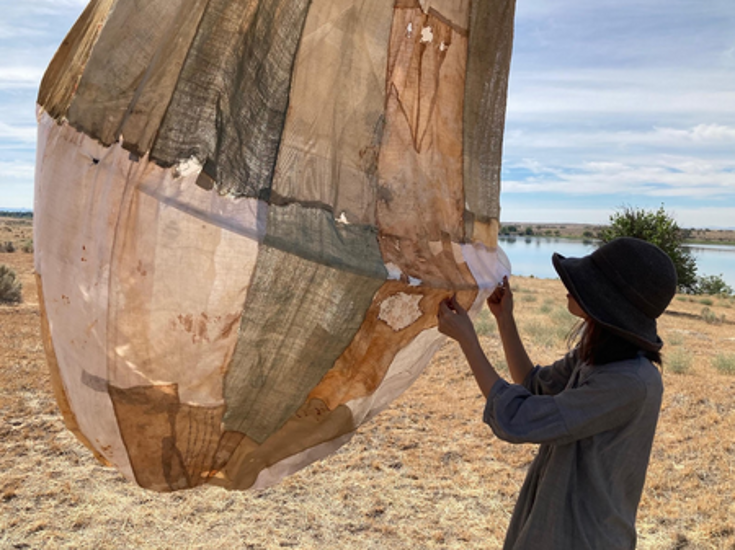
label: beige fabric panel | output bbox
[34,112,134,479]
[36,273,110,467]
[105,164,259,406]
[37,0,116,120]
[271,0,394,224]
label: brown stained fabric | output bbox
[377,6,469,273]
[212,399,355,490]
[308,282,476,410]
[151,0,312,200]
[223,244,384,442]
[174,403,228,488]
[66,0,210,154]
[36,273,110,467]
[108,384,227,491]
[37,0,117,120]
[271,0,394,226]
[463,0,516,226]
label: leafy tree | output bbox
[598,205,698,293]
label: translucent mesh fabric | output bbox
[35,0,515,491]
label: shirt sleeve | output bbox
[484,366,647,445]
[523,349,578,396]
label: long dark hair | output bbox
[569,318,662,366]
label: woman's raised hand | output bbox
[437,294,479,347]
[487,276,514,321]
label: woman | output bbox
[437,237,677,549]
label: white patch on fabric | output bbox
[385,262,403,280]
[173,156,203,178]
[378,293,423,331]
[428,240,443,256]
[421,26,434,43]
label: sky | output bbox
[1,0,734,228]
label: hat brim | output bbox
[552,253,663,351]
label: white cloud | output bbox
[0,66,45,89]
[0,122,36,143]
[504,153,735,200]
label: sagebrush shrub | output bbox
[0,264,22,304]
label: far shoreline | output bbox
[501,222,735,247]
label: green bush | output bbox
[1,241,15,253]
[0,264,22,304]
[712,354,735,375]
[598,205,698,293]
[694,274,733,297]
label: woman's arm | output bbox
[487,277,534,385]
[437,296,500,398]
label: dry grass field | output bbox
[1,218,734,549]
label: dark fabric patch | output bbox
[264,202,387,280]
[37,0,117,120]
[65,0,209,150]
[151,0,312,199]
[223,243,384,443]
[463,0,516,223]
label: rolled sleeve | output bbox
[484,368,647,445]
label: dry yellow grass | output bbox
[2,241,734,549]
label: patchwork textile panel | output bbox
[35,0,515,492]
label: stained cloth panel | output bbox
[271,0,394,225]
[105,174,258,406]
[34,114,134,478]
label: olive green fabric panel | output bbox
[65,0,207,148]
[270,0,394,226]
[463,0,516,223]
[151,0,312,200]
[223,244,384,443]
[37,0,117,120]
[264,202,387,281]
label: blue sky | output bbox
[1,0,734,228]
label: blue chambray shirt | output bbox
[484,350,663,550]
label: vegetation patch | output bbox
[712,354,735,375]
[665,348,692,375]
[0,264,22,304]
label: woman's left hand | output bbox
[437,295,479,347]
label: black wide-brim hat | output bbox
[552,237,678,352]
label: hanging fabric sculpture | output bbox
[34,0,515,492]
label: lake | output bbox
[499,237,735,288]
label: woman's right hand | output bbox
[487,276,514,321]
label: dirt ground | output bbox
[1,243,734,549]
